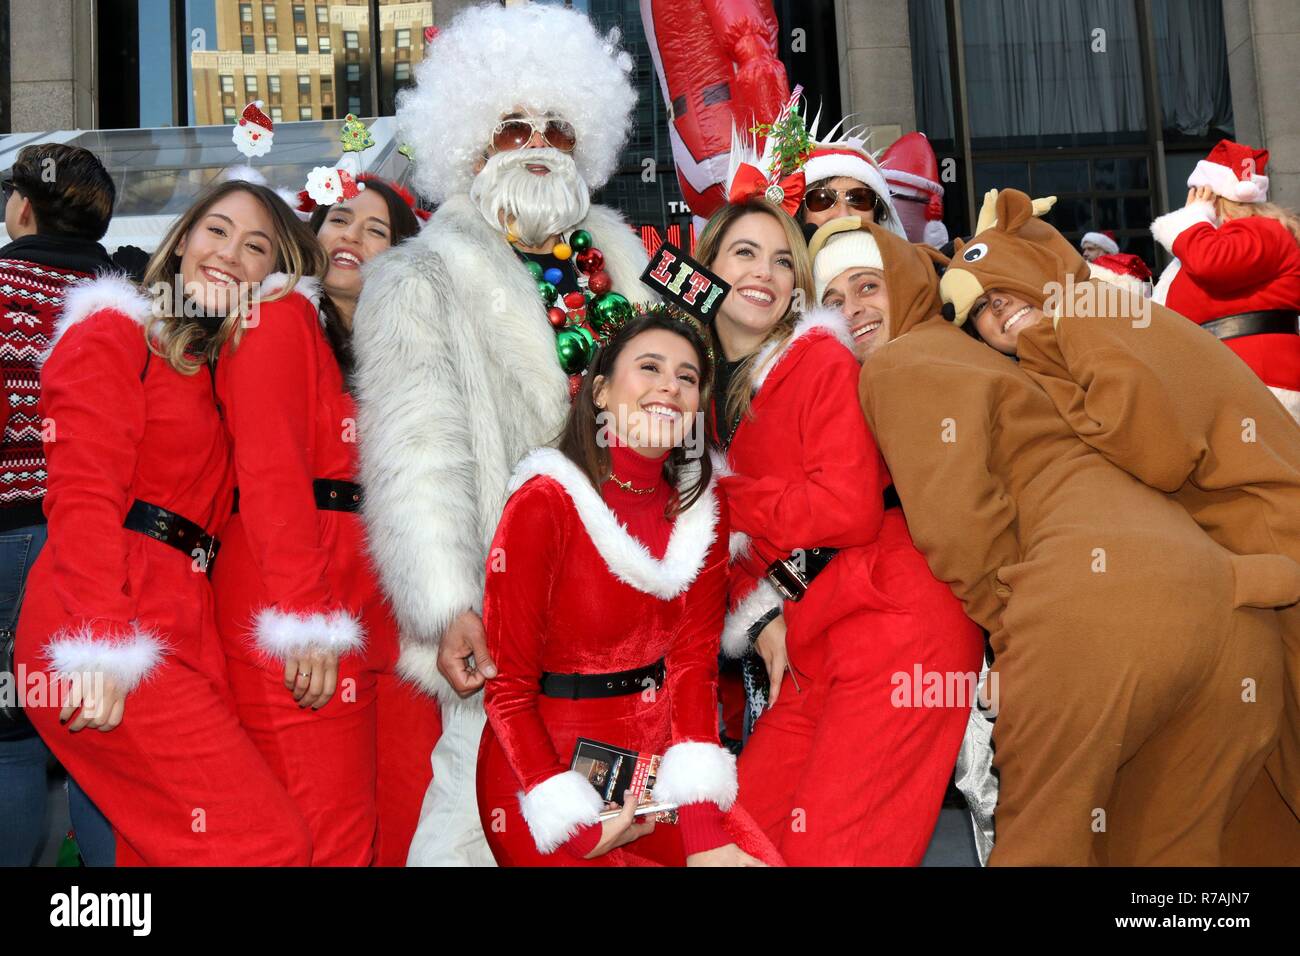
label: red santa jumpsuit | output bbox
[476,445,783,865]
[719,311,984,866]
[211,276,399,866]
[15,276,311,866]
[1152,200,1300,419]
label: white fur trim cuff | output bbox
[518,770,604,854]
[45,624,166,693]
[252,607,366,661]
[721,579,783,658]
[653,740,738,812]
[1151,202,1216,254]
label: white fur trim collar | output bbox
[46,273,154,359]
[751,307,855,396]
[256,272,322,303]
[508,447,718,600]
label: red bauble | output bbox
[576,249,605,275]
[588,271,613,295]
[547,306,567,327]
[562,291,587,310]
[568,373,584,400]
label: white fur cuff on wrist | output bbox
[653,740,738,812]
[252,607,365,661]
[1150,202,1215,253]
[45,624,167,693]
[721,579,782,658]
[518,770,604,854]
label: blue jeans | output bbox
[0,522,114,866]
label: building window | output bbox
[240,3,252,22]
[316,5,329,26]
[396,29,411,49]
[346,63,361,83]
[271,106,284,124]
[296,36,308,54]
[345,31,359,51]
[224,106,238,124]
[318,34,331,53]
[348,96,361,115]
[298,73,312,96]
[266,35,278,54]
[245,75,258,96]
[395,62,411,84]
[263,5,276,25]
[320,77,332,96]
[220,74,235,94]
[268,75,281,95]
[242,35,255,55]
[300,106,313,121]
[322,105,335,120]
[293,5,306,23]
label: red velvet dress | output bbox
[211,277,401,866]
[718,310,984,865]
[476,444,783,865]
[15,276,311,865]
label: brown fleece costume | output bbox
[856,219,1299,865]
[941,188,1300,864]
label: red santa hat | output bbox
[239,100,273,137]
[1090,252,1152,298]
[1081,229,1119,255]
[1188,139,1270,204]
[879,132,948,248]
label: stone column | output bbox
[833,0,916,149]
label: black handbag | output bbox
[0,623,32,731]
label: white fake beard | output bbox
[470,147,591,247]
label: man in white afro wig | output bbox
[398,3,637,206]
[349,1,657,867]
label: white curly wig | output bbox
[398,3,637,205]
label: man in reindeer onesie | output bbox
[350,3,655,866]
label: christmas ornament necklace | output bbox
[511,227,633,395]
[606,471,656,495]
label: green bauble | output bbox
[525,260,544,281]
[570,229,593,253]
[575,325,596,349]
[591,292,633,330]
[536,280,558,306]
[555,328,594,375]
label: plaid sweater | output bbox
[0,235,114,531]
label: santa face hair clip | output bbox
[303,114,374,207]
[233,101,274,158]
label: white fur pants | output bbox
[406,702,497,867]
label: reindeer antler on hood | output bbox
[940,189,1088,325]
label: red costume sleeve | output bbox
[38,310,165,691]
[218,294,362,660]
[484,477,604,853]
[720,342,884,552]
[701,0,788,127]
[1173,217,1293,297]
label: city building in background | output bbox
[1,0,1297,265]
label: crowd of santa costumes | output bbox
[10,2,1300,867]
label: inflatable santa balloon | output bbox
[640,0,789,220]
[879,132,949,248]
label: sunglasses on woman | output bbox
[491,115,577,154]
[803,186,878,214]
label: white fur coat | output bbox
[350,194,655,704]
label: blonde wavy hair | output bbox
[1217,197,1300,245]
[140,180,326,374]
[696,198,814,427]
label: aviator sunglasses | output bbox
[491,115,577,154]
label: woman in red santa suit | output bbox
[477,307,781,866]
[304,174,435,867]
[14,180,313,865]
[211,179,398,867]
[1151,139,1300,421]
[698,195,980,865]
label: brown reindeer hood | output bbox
[939,188,1090,325]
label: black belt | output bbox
[540,658,666,700]
[763,485,902,602]
[123,499,220,573]
[232,478,363,515]
[1201,310,1299,342]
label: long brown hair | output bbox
[556,307,715,517]
[140,180,326,374]
[695,198,814,427]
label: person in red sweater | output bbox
[1151,139,1300,421]
[477,307,780,866]
[305,174,434,867]
[15,179,315,865]
[211,185,404,866]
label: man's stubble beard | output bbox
[469,147,592,247]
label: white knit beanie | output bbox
[813,229,884,302]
